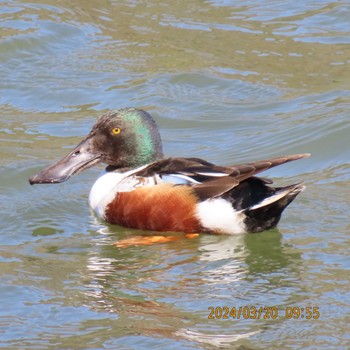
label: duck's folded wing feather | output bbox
[133,157,229,178]
[132,154,310,200]
[192,153,310,199]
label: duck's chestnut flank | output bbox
[105,183,202,232]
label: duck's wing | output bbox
[192,154,310,200]
[132,157,229,178]
[133,154,310,200]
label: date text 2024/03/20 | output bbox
[208,306,320,320]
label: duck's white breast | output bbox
[88,164,156,219]
[88,171,126,219]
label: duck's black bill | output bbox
[29,137,101,185]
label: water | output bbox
[1,1,349,349]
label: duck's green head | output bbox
[29,108,163,184]
[90,108,163,169]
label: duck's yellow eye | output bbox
[112,127,121,135]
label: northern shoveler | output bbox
[29,108,309,235]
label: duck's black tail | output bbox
[243,183,305,233]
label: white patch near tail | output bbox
[249,185,305,211]
[196,198,247,235]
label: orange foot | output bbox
[114,233,199,248]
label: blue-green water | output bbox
[1,1,349,349]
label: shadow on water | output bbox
[244,229,302,275]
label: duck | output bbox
[29,108,309,235]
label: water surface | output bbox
[0,1,349,349]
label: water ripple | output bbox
[1,0,349,349]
